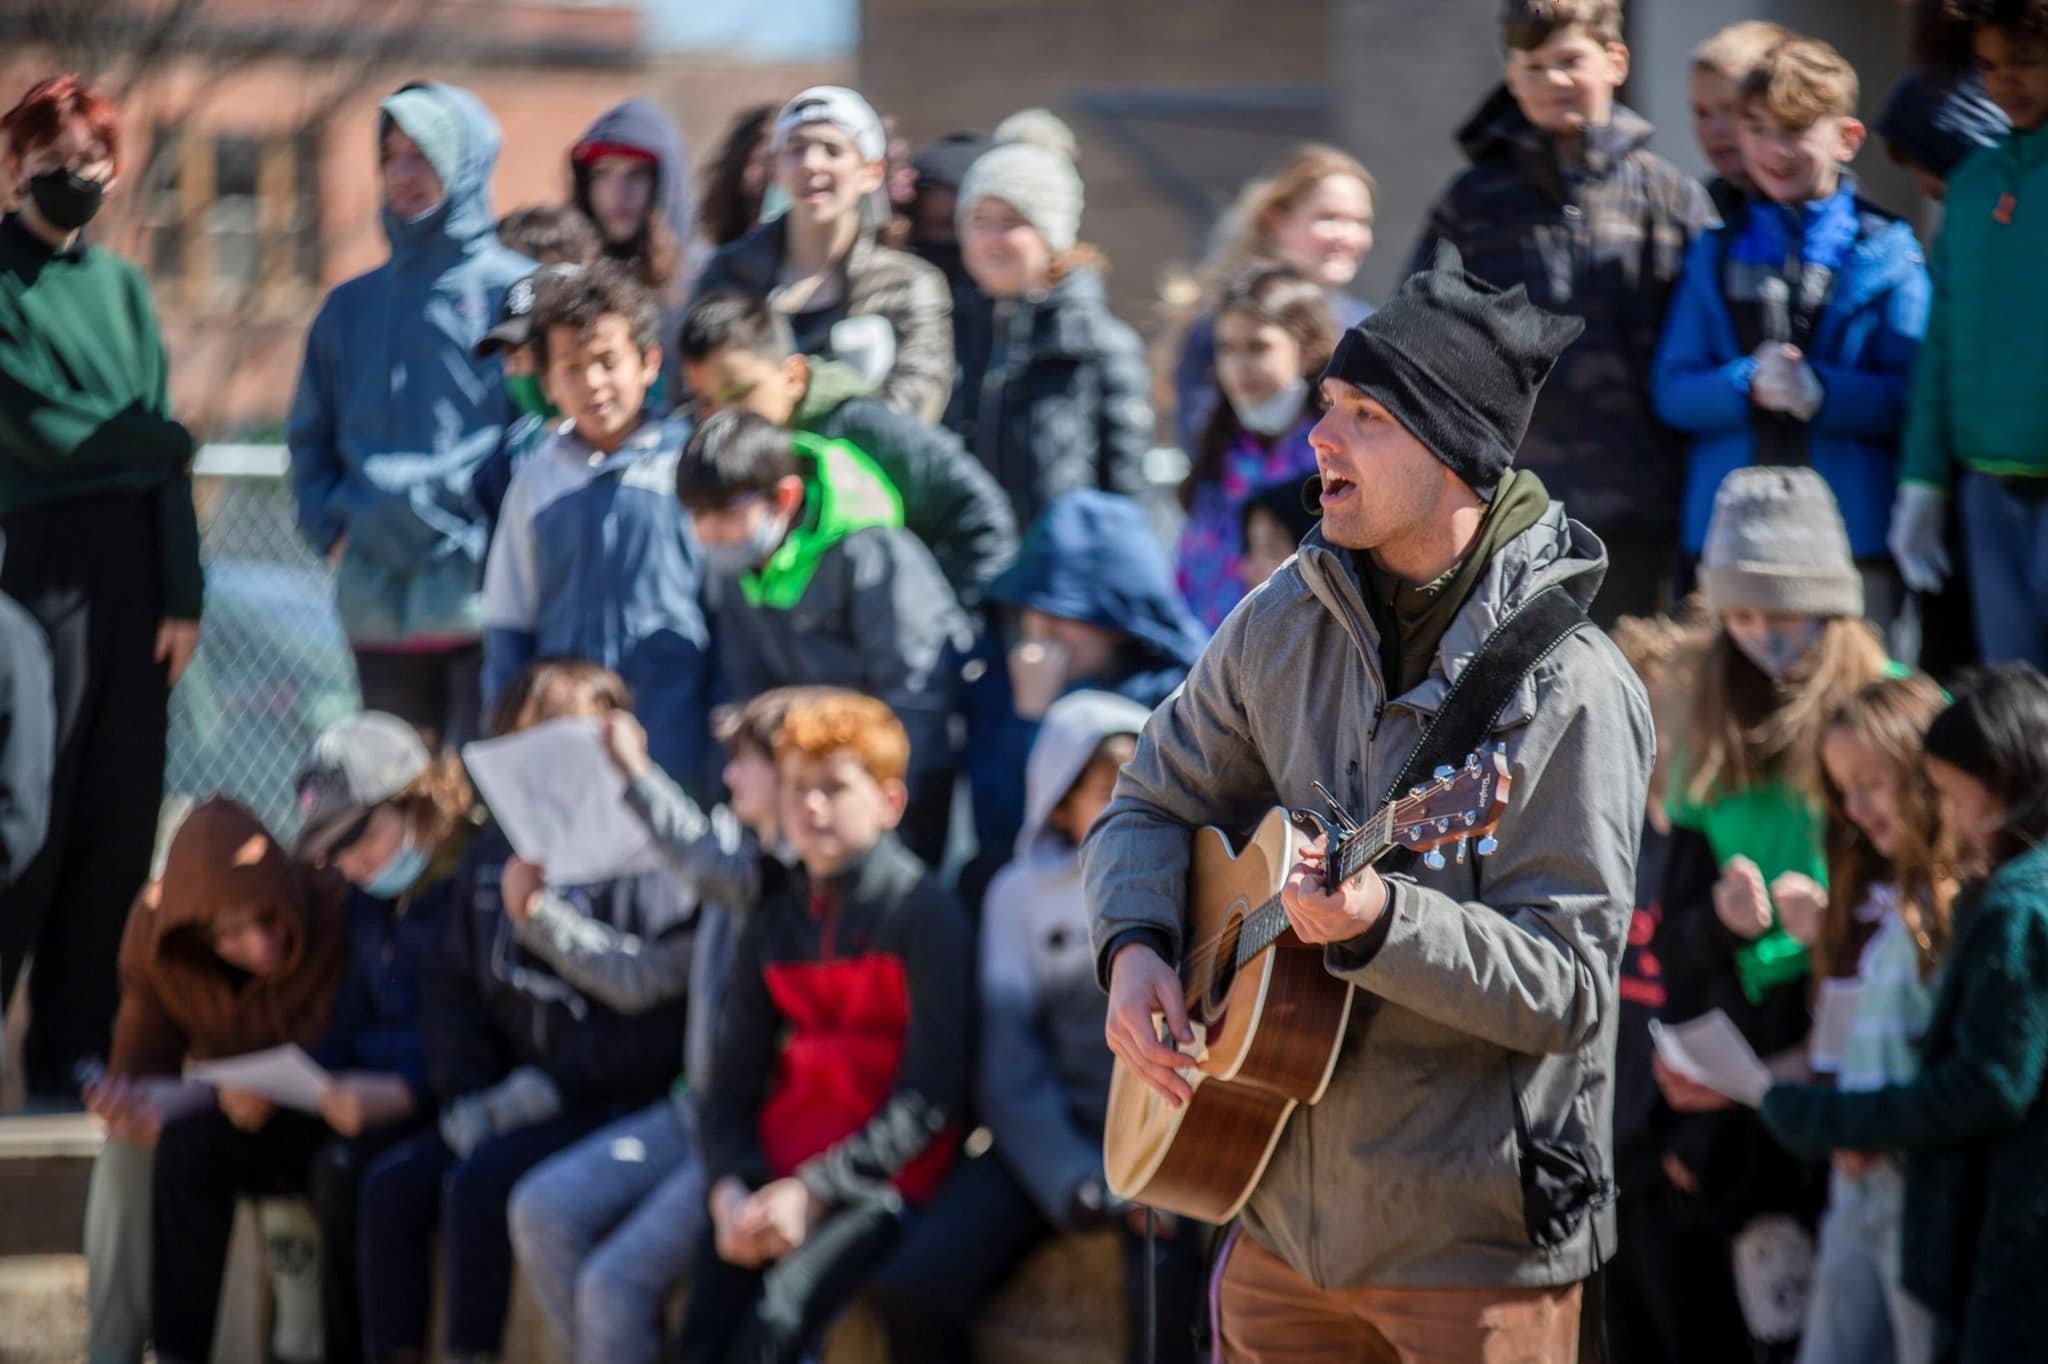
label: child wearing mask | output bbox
[1165,144,1377,456]
[965,491,1208,909]
[676,408,967,864]
[355,661,695,1364]
[1758,664,2048,1364]
[1174,265,1336,629]
[1655,466,1895,1360]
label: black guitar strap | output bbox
[1375,584,1591,876]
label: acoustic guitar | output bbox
[1103,750,1512,1224]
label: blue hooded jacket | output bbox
[1652,192,1929,558]
[287,83,534,644]
[966,492,1208,897]
[480,416,713,797]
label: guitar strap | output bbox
[1375,583,1591,877]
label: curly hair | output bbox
[1919,0,2048,73]
[699,103,776,247]
[774,692,909,786]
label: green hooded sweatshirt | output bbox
[0,215,202,617]
[739,433,905,609]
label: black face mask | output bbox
[27,167,106,232]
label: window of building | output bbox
[146,123,322,315]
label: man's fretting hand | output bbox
[1280,834,1388,946]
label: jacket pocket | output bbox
[1509,1069,1608,1250]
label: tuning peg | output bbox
[1465,753,1481,771]
[1455,837,1468,865]
[1423,848,1447,871]
[1462,812,1476,827]
[1409,784,1424,797]
[1435,818,1449,833]
[1476,835,1499,857]
[1432,764,1455,780]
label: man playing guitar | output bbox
[1088,244,1654,1361]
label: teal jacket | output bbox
[1901,124,2048,488]
[0,215,201,618]
[286,83,532,644]
[1761,842,2048,1362]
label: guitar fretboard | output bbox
[1229,804,1396,971]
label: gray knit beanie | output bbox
[957,142,1084,254]
[1699,466,1864,618]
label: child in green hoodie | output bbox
[1889,1,2048,668]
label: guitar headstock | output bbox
[1387,748,1512,863]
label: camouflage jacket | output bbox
[1411,88,1714,535]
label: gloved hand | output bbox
[1889,484,1952,593]
[1752,345,1824,421]
[437,1066,564,1158]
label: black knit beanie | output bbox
[1321,242,1584,500]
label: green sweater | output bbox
[0,215,202,618]
[1900,123,2048,488]
[1761,842,2048,1360]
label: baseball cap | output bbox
[293,712,432,860]
[474,263,583,360]
[773,86,887,163]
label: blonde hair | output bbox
[1680,615,1889,808]
[1692,19,1792,79]
[1612,603,1714,810]
[1740,36,1861,124]
[1818,675,1957,981]
[392,753,477,865]
[1155,144,1374,411]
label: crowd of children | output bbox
[4,0,2048,1360]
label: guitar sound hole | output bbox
[1198,914,1242,1023]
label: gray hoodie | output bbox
[979,690,1153,1226]
[1085,504,1652,1291]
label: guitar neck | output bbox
[1227,808,1395,973]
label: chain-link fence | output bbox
[166,445,361,844]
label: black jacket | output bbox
[943,267,1153,532]
[1410,89,1714,535]
[699,835,972,1210]
[423,822,695,1109]
[795,366,1018,607]
[0,585,51,892]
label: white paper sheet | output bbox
[187,1045,331,1112]
[1650,1009,1775,1108]
[1807,979,1864,1073]
[462,717,659,885]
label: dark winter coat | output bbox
[1763,842,2048,1364]
[943,267,1154,532]
[422,822,694,1110]
[699,835,972,1209]
[1410,89,1714,535]
[795,361,1018,606]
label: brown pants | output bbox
[1218,1232,1582,1364]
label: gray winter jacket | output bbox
[1085,504,1652,1291]
[980,690,1154,1226]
